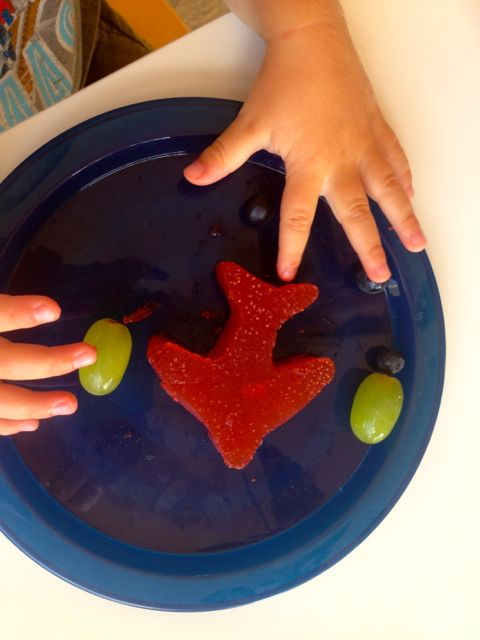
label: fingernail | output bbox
[73,349,96,369]
[410,231,426,249]
[185,160,205,180]
[20,421,39,432]
[51,402,76,416]
[280,267,296,281]
[33,304,59,323]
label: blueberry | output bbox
[243,194,273,226]
[376,347,405,375]
[355,268,388,294]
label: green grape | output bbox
[79,318,132,396]
[350,373,404,444]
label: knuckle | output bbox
[401,210,418,229]
[343,199,370,224]
[235,111,262,138]
[389,139,411,175]
[391,136,405,157]
[377,118,399,147]
[384,126,400,147]
[285,210,312,233]
[206,138,228,169]
[379,171,400,194]
[365,243,386,264]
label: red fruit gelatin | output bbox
[148,262,335,469]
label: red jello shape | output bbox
[147,262,335,469]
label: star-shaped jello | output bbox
[148,262,335,468]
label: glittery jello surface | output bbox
[148,262,335,468]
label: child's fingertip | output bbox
[278,266,297,282]
[409,230,427,251]
[33,303,60,324]
[369,263,391,283]
[73,347,97,369]
[50,400,77,417]
[20,420,39,432]
[184,160,205,181]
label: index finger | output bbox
[0,294,61,332]
[277,165,321,281]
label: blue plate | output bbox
[0,98,445,610]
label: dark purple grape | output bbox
[243,194,273,226]
[376,347,405,375]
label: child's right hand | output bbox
[0,294,96,436]
[187,0,426,284]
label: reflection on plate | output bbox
[0,99,445,610]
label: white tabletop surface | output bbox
[1,2,479,638]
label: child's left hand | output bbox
[184,19,426,282]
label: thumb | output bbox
[184,115,264,185]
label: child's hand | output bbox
[0,295,96,436]
[185,13,426,282]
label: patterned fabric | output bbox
[0,0,81,131]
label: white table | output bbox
[1,3,479,638]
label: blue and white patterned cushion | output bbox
[0,0,81,131]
